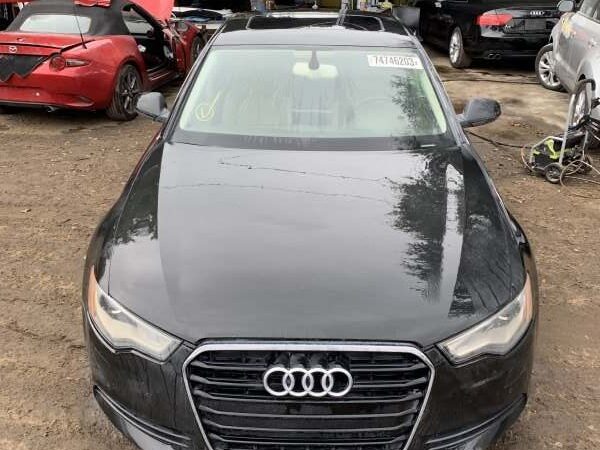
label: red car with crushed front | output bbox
[0,0,202,120]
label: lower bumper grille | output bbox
[183,343,434,450]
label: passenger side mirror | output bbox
[136,92,170,123]
[558,0,575,12]
[458,98,501,128]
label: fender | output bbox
[577,55,600,95]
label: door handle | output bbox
[589,38,597,47]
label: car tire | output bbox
[535,44,563,91]
[545,163,563,184]
[571,81,600,149]
[569,80,600,150]
[448,27,471,69]
[106,65,142,122]
[191,34,207,63]
[572,79,592,126]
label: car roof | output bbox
[213,10,418,48]
[6,0,133,35]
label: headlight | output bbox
[87,269,181,362]
[439,275,533,364]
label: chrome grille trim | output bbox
[182,342,435,450]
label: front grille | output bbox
[184,343,433,450]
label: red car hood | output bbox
[133,0,174,21]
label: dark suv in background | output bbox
[416,0,561,68]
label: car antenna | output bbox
[72,2,88,49]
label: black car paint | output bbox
[416,0,561,59]
[101,142,526,348]
[83,12,538,450]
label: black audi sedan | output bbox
[83,10,538,450]
[416,0,561,68]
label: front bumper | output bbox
[84,315,535,450]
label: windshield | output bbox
[173,46,454,151]
[18,14,92,34]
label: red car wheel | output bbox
[106,65,142,121]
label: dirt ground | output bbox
[1,48,599,450]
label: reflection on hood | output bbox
[107,144,523,346]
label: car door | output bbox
[435,0,472,46]
[555,12,574,83]
[123,5,184,84]
[164,25,188,74]
[429,0,455,44]
[563,0,600,90]
[416,0,439,43]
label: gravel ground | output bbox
[0,51,599,450]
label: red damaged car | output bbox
[0,0,203,120]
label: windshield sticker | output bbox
[195,92,222,122]
[367,54,423,69]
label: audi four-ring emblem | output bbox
[263,365,353,398]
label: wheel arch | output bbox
[114,58,147,92]
[448,23,461,42]
[576,51,600,85]
[575,64,596,98]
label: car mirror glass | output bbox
[558,0,575,12]
[458,98,501,128]
[136,92,170,123]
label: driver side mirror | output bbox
[558,0,575,12]
[136,92,170,123]
[458,98,501,128]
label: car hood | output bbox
[133,0,173,21]
[105,143,524,347]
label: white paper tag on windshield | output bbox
[367,54,423,69]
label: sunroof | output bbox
[246,14,384,31]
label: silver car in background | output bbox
[537,0,599,118]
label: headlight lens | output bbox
[439,275,533,364]
[87,269,181,362]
